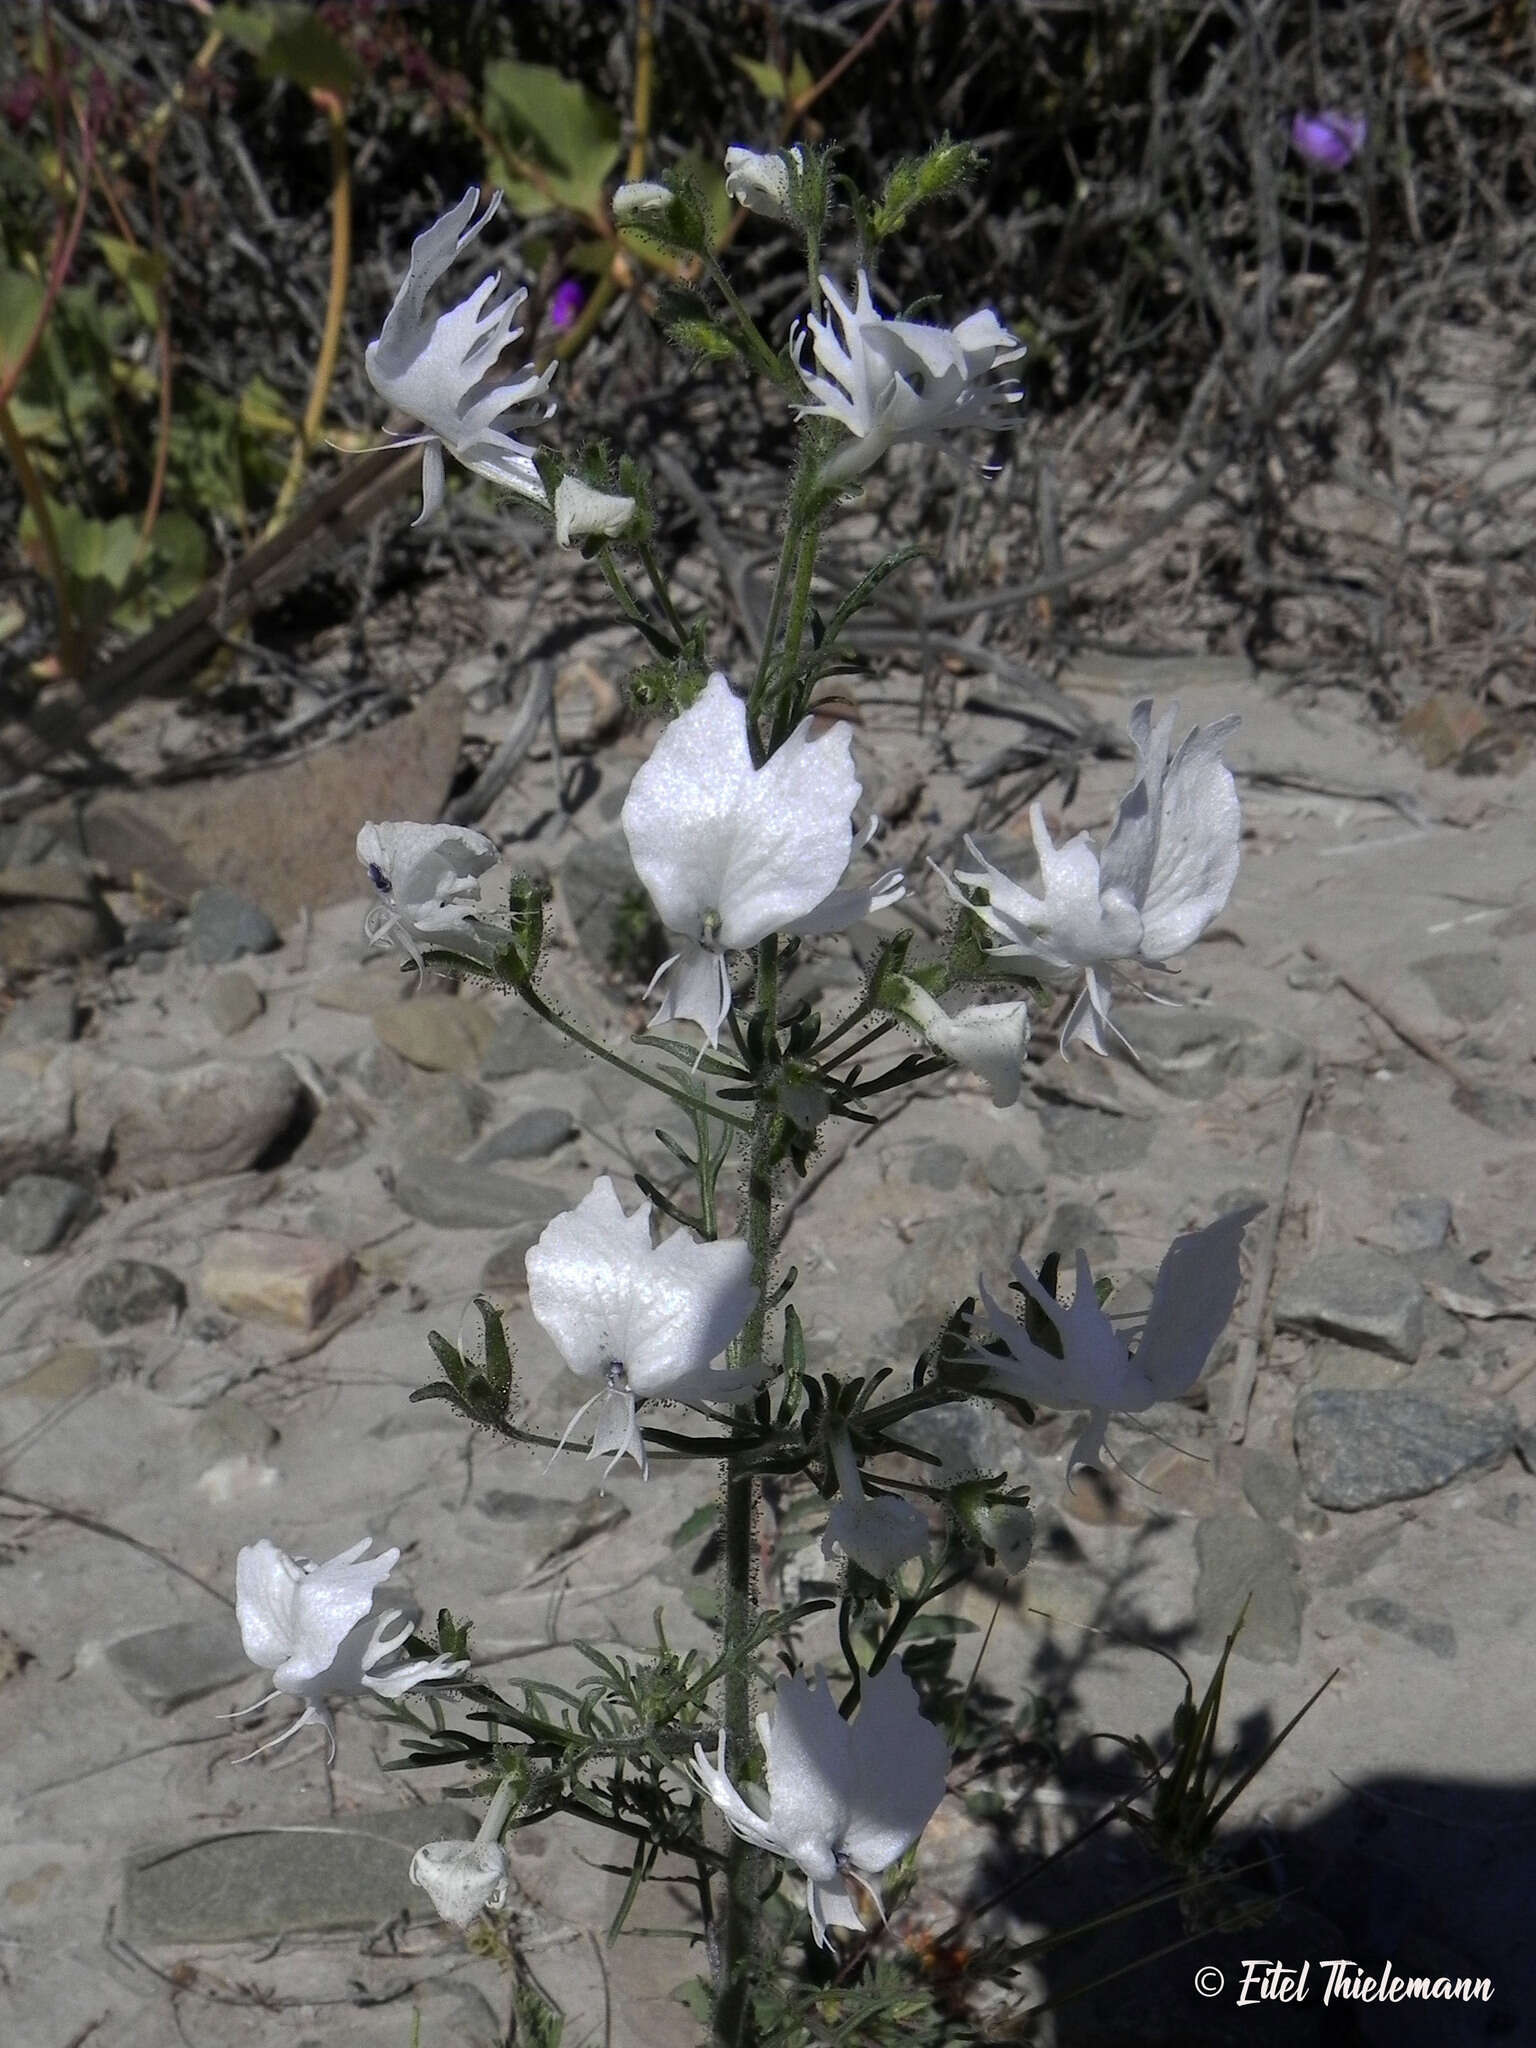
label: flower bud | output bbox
[554,476,637,549]
[951,1481,1035,1575]
[409,1838,510,1927]
[724,144,804,225]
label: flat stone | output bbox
[1241,1450,1304,1521]
[1,1345,105,1400]
[888,1203,1024,1325]
[0,1173,96,1254]
[0,862,120,970]
[1306,1340,1412,1392]
[1404,1243,1505,1318]
[199,1230,356,1329]
[1193,1514,1306,1663]
[983,1142,1044,1202]
[187,1395,279,1461]
[77,1259,186,1333]
[1294,1389,1518,1509]
[392,1074,494,1156]
[480,1009,589,1079]
[559,829,664,981]
[393,1154,568,1231]
[311,966,408,1015]
[186,885,278,964]
[1043,1201,1118,1267]
[105,1616,252,1715]
[1039,1103,1155,1173]
[292,1098,369,1170]
[1451,1079,1536,1134]
[1346,1595,1457,1660]
[1118,1006,1308,1099]
[1412,949,1506,1023]
[894,1399,1029,1484]
[1274,1248,1425,1361]
[480,1218,550,1290]
[72,1052,305,1191]
[467,1106,578,1165]
[0,1052,81,1183]
[119,1803,476,1942]
[906,1139,969,1190]
[1389,1194,1453,1253]
[0,988,79,1049]
[201,969,264,1036]
[372,996,496,1075]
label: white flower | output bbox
[724,144,804,223]
[357,819,500,979]
[554,476,636,548]
[693,1663,948,1949]
[820,1423,929,1579]
[794,271,1024,485]
[365,187,556,524]
[232,1536,467,1760]
[934,699,1241,1056]
[411,1779,515,1927]
[620,673,904,1049]
[612,180,674,224]
[970,1204,1264,1478]
[886,975,1031,1107]
[525,1176,760,1480]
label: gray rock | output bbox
[1241,1450,1303,1522]
[1039,1103,1154,1173]
[1043,1201,1118,1267]
[983,1142,1044,1203]
[1294,1389,1518,1509]
[0,861,120,970]
[888,1203,1023,1324]
[186,884,279,964]
[72,1052,305,1191]
[1346,1595,1456,1660]
[292,1098,369,1170]
[480,1009,589,1079]
[1403,1242,1505,1316]
[1119,1006,1308,1098]
[392,1073,494,1156]
[105,1616,252,1715]
[480,1219,549,1290]
[119,1803,476,1942]
[1306,1339,1412,1393]
[895,1400,1029,1484]
[1193,1514,1306,1663]
[0,1173,96,1253]
[1390,1194,1453,1253]
[1412,949,1506,1023]
[906,1140,969,1190]
[0,987,79,1048]
[468,1106,578,1165]
[77,1259,186,1333]
[559,829,664,981]
[0,1051,81,1184]
[201,968,264,1036]
[1274,1248,1425,1361]
[187,1396,279,1461]
[1451,1079,1536,1135]
[393,1153,568,1231]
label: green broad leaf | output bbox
[483,60,621,219]
[214,5,360,95]
[0,267,45,382]
[733,55,789,100]
[787,53,815,103]
[818,543,925,652]
[95,235,166,327]
[896,1614,979,1641]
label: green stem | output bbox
[703,252,792,389]
[638,536,689,645]
[747,521,799,730]
[595,543,675,656]
[768,519,823,749]
[511,975,752,1134]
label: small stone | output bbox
[199,1231,356,1330]
[0,988,79,1049]
[1403,1243,1505,1318]
[1039,1103,1154,1174]
[0,862,120,970]
[292,1098,369,1170]
[1242,1451,1303,1522]
[1118,1007,1307,1099]
[1345,1595,1456,1660]
[1274,1248,1425,1361]
[202,969,264,1037]
[1452,1080,1536,1134]
[392,1073,493,1158]
[119,1803,477,1941]
[480,1219,549,1291]
[0,1050,79,1184]
[1306,1340,1411,1393]
[105,1616,252,1714]
[906,1140,969,1190]
[1193,1514,1306,1663]
[393,1154,568,1231]
[894,1400,1027,1484]
[1389,1194,1453,1253]
[983,1142,1043,1201]
[186,885,279,965]
[1043,1201,1118,1267]
[187,1396,279,1461]
[77,1259,186,1333]
[468,1107,578,1165]
[0,1173,96,1254]
[311,966,407,1015]
[888,1204,1024,1325]
[1294,1389,1518,1509]
[1,1345,105,1401]
[72,1051,305,1191]
[1412,950,1506,1024]
[373,996,496,1075]
[480,1009,589,1079]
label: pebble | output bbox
[292,1098,369,1170]
[199,1230,356,1329]
[0,1173,96,1254]
[185,884,279,964]
[1411,949,1506,1023]
[983,1141,1044,1202]
[392,1154,569,1231]
[1241,1451,1304,1522]
[481,1009,589,1079]
[1039,1103,1155,1173]
[311,965,407,1014]
[1346,1595,1457,1661]
[105,1616,252,1715]
[1389,1194,1453,1253]
[1294,1389,1518,1509]
[888,1202,1024,1330]
[392,1074,494,1156]
[1274,1247,1425,1361]
[372,996,496,1075]
[480,1217,553,1290]
[119,1803,477,1942]
[1451,1079,1536,1134]
[1116,1006,1308,1099]
[0,860,120,970]
[1043,1200,1118,1267]
[1193,1513,1306,1663]
[0,1051,79,1183]
[72,1051,306,1190]
[0,987,79,1049]
[76,1259,186,1333]
[201,968,264,1036]
[905,1139,969,1190]
[187,1395,279,1461]
[467,1106,578,1165]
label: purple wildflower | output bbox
[1290,111,1366,173]
[549,278,585,330]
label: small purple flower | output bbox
[1290,111,1366,173]
[549,278,585,330]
